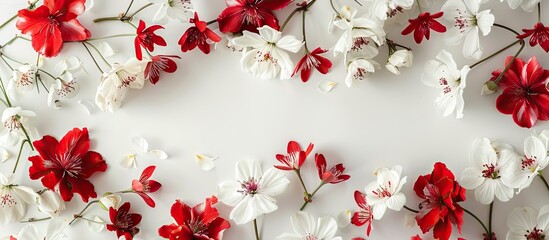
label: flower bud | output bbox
[99,193,121,210]
[37,189,65,218]
[481,80,498,95]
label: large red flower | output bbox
[413,162,466,240]
[135,20,167,60]
[217,0,292,33]
[292,47,333,82]
[28,128,107,202]
[107,202,141,240]
[495,56,549,128]
[179,13,221,54]
[16,0,91,57]
[351,191,373,236]
[274,140,314,171]
[517,22,549,52]
[315,153,350,184]
[145,55,181,84]
[158,196,231,240]
[132,166,162,208]
[401,12,446,44]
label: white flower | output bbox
[502,0,540,11]
[332,6,386,56]
[506,205,549,240]
[344,42,380,87]
[95,58,147,113]
[122,136,168,168]
[442,0,494,60]
[195,154,218,171]
[275,212,342,240]
[460,138,515,204]
[365,165,407,219]
[232,26,303,80]
[99,194,121,210]
[16,218,67,240]
[422,50,471,119]
[0,173,37,225]
[149,0,194,24]
[37,190,65,218]
[47,79,80,110]
[218,159,289,224]
[7,64,36,98]
[366,0,414,21]
[0,107,36,146]
[386,49,413,75]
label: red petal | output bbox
[16,7,50,35]
[315,153,326,179]
[137,20,145,33]
[257,0,293,10]
[28,155,51,180]
[204,28,222,42]
[58,128,90,161]
[58,177,75,201]
[59,19,91,41]
[80,151,107,178]
[31,22,63,57]
[496,90,522,115]
[217,6,247,33]
[140,166,155,181]
[40,171,62,190]
[205,218,231,239]
[153,35,167,46]
[147,180,162,192]
[158,224,178,238]
[198,42,211,54]
[32,135,59,164]
[300,66,312,82]
[354,190,368,210]
[432,216,452,240]
[429,20,447,33]
[512,98,538,128]
[413,175,429,198]
[135,38,143,60]
[162,57,178,73]
[137,192,156,207]
[171,200,192,225]
[66,176,98,202]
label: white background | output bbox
[0,0,548,239]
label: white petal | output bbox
[77,99,97,115]
[474,180,496,204]
[493,179,514,202]
[332,210,352,229]
[315,216,339,239]
[121,154,137,168]
[96,42,115,57]
[217,180,244,207]
[235,159,262,181]
[0,148,8,162]
[17,225,41,240]
[45,218,67,239]
[524,136,547,161]
[461,168,484,189]
[195,154,218,171]
[386,193,406,211]
[372,202,387,220]
[258,26,281,43]
[86,216,106,232]
[507,206,537,232]
[259,168,290,196]
[317,81,337,93]
[233,31,267,49]
[276,36,303,53]
[476,10,495,36]
[463,28,482,60]
[291,212,316,236]
[149,150,168,160]
[132,136,149,153]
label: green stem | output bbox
[128,3,153,18]
[20,217,51,223]
[0,0,40,30]
[463,207,490,238]
[302,10,309,52]
[470,40,521,69]
[2,54,25,65]
[93,17,123,23]
[83,41,112,67]
[207,20,217,26]
[86,34,136,41]
[294,169,310,195]
[20,124,35,151]
[281,7,303,31]
[81,42,104,73]
[69,200,100,225]
[488,202,493,237]
[0,76,12,107]
[253,218,260,240]
[0,56,14,70]
[493,23,520,36]
[493,40,525,84]
[78,217,106,225]
[300,182,325,210]
[122,0,135,17]
[12,140,28,174]
[387,38,411,50]
[329,0,340,15]
[403,205,419,213]
[540,173,549,193]
[538,2,541,22]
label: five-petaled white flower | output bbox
[13,218,67,240]
[422,50,471,119]
[366,0,414,21]
[0,173,38,225]
[232,26,303,80]
[0,107,36,146]
[442,0,495,60]
[332,5,386,56]
[149,0,194,24]
[460,138,515,204]
[365,165,407,219]
[7,64,36,98]
[275,212,342,240]
[386,49,413,75]
[506,205,549,240]
[218,159,290,225]
[344,41,380,87]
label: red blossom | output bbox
[145,55,181,84]
[292,47,333,82]
[517,22,549,52]
[28,128,107,202]
[495,56,549,128]
[401,12,446,44]
[413,162,466,240]
[179,13,222,54]
[132,166,162,208]
[274,141,314,171]
[315,153,350,184]
[135,20,167,60]
[217,0,292,33]
[158,196,231,240]
[351,191,373,236]
[107,202,141,240]
[16,0,91,57]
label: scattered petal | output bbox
[132,136,149,153]
[404,212,416,228]
[96,42,115,57]
[195,154,218,171]
[150,150,168,160]
[0,148,9,162]
[77,99,97,115]
[317,81,337,93]
[121,154,137,168]
[333,210,352,229]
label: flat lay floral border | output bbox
[0,0,548,240]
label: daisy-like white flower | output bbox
[275,212,342,240]
[344,41,380,87]
[232,26,303,80]
[14,218,67,240]
[7,64,36,98]
[442,0,495,60]
[460,138,515,204]
[365,165,407,219]
[0,173,38,225]
[386,49,413,75]
[367,0,414,21]
[149,0,194,24]
[218,159,290,225]
[0,106,36,146]
[506,205,549,240]
[332,6,386,56]
[422,50,470,119]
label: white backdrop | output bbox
[0,0,548,239]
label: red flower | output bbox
[217,0,292,33]
[28,128,107,202]
[274,141,314,171]
[16,0,91,57]
[315,153,350,184]
[107,202,141,240]
[401,12,446,44]
[145,55,181,84]
[158,196,231,240]
[292,47,333,82]
[132,166,162,208]
[517,22,549,52]
[135,20,167,60]
[495,56,549,128]
[179,13,222,54]
[351,191,373,236]
[413,162,466,240]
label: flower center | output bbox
[0,192,16,207]
[372,181,393,198]
[117,70,138,88]
[240,177,260,195]
[303,234,318,240]
[116,213,135,229]
[351,37,370,51]
[17,72,33,87]
[522,156,538,172]
[524,227,544,240]
[353,67,367,81]
[387,6,404,18]
[3,116,21,132]
[453,10,474,32]
[187,219,206,234]
[243,7,260,25]
[481,163,499,179]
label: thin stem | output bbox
[128,3,153,18]
[38,69,57,80]
[387,38,412,50]
[294,169,310,195]
[69,200,100,225]
[81,42,104,73]
[12,140,28,174]
[78,217,106,225]
[488,202,494,237]
[83,41,112,67]
[540,173,549,193]
[0,0,39,30]
[538,2,541,22]
[253,219,260,240]
[470,40,520,69]
[122,0,135,17]
[463,207,490,238]
[86,34,136,41]
[20,124,35,151]
[415,0,423,13]
[0,76,12,107]
[403,205,419,213]
[93,17,122,23]
[300,182,325,210]
[281,7,303,31]
[302,10,309,52]
[20,217,51,223]
[329,0,340,15]
[207,20,217,26]
[0,56,14,71]
[493,40,525,84]
[2,54,25,65]
[493,23,520,36]
[114,189,135,194]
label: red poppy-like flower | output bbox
[16,0,91,57]
[217,0,293,33]
[28,128,107,202]
[315,153,350,184]
[495,56,549,128]
[292,47,333,82]
[158,196,231,240]
[401,12,446,44]
[145,55,181,84]
[274,141,314,171]
[352,191,373,236]
[135,20,167,60]
[132,166,162,207]
[517,22,549,52]
[179,13,222,54]
[413,162,466,240]
[107,202,141,240]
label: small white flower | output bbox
[332,6,386,57]
[16,218,67,240]
[218,159,289,224]
[7,64,36,98]
[386,49,413,75]
[344,42,380,87]
[122,136,168,168]
[506,205,549,240]
[365,165,407,219]
[47,79,80,110]
[0,107,36,146]
[422,50,470,119]
[232,26,303,80]
[37,190,65,218]
[460,138,515,204]
[442,0,495,59]
[276,212,342,240]
[366,0,414,21]
[195,154,218,171]
[0,173,38,225]
[149,0,194,24]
